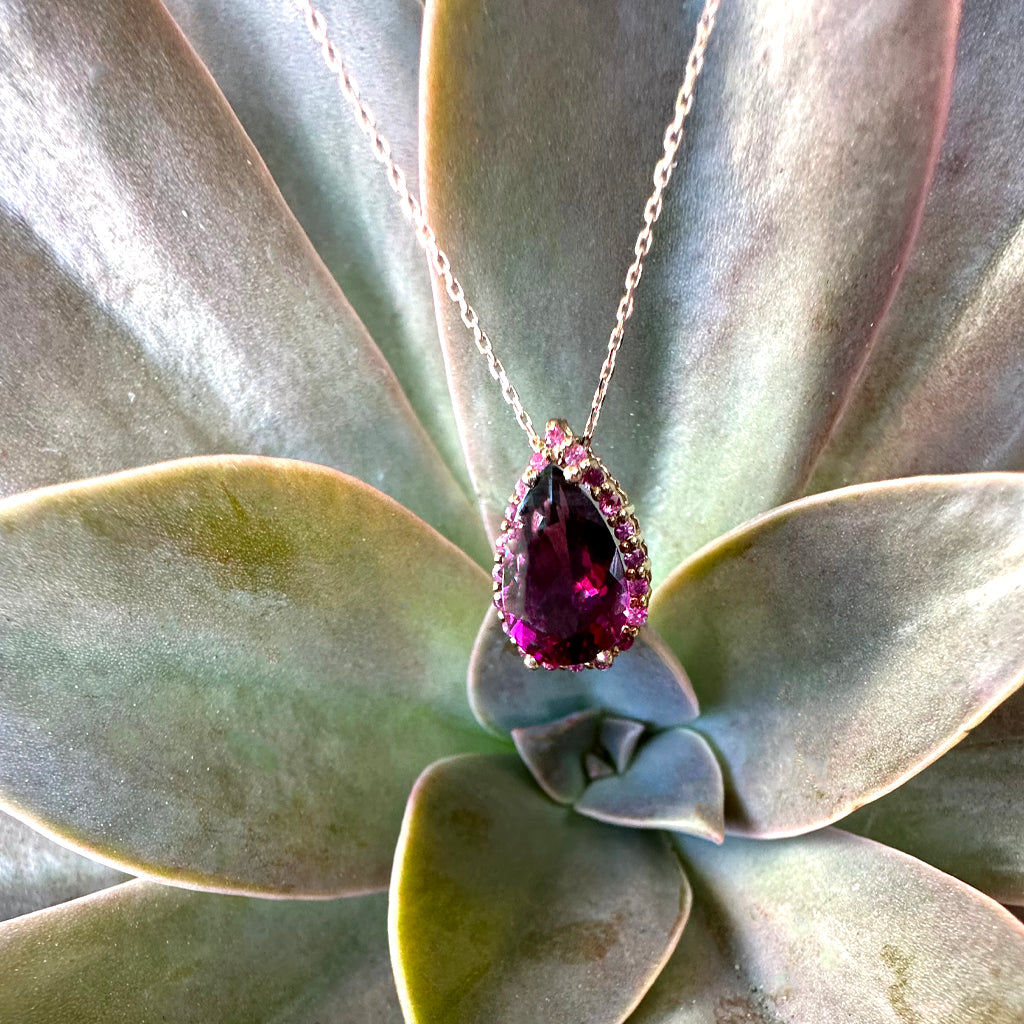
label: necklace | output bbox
[296,0,720,671]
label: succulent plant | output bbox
[1,0,1023,1020]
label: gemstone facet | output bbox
[493,420,651,670]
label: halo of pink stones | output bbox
[491,419,653,671]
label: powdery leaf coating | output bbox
[0,456,504,896]
[843,685,1024,906]
[390,754,690,1024]
[0,881,402,1024]
[810,0,1024,491]
[651,475,1024,837]
[631,829,1024,1023]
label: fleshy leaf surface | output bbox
[0,457,504,896]
[161,0,471,493]
[651,475,1024,837]
[574,728,725,842]
[0,809,127,923]
[469,608,698,734]
[390,754,689,1024]
[0,881,402,1023]
[632,829,1024,1023]
[0,0,486,562]
[511,709,602,804]
[810,0,1024,491]
[422,0,956,577]
[843,686,1024,906]
[599,717,647,775]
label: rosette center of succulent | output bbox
[510,708,726,841]
[511,709,649,804]
[492,421,651,670]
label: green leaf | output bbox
[511,709,604,804]
[161,0,473,497]
[574,728,725,842]
[422,0,956,578]
[0,809,127,923]
[390,754,689,1024]
[810,0,1024,492]
[0,881,402,1024]
[842,686,1024,906]
[650,474,1024,837]
[0,456,504,896]
[0,0,487,562]
[631,829,1024,1023]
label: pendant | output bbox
[492,419,652,671]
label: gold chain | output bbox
[294,0,720,450]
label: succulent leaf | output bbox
[0,456,504,896]
[470,609,698,735]
[0,0,487,563]
[422,0,957,576]
[159,0,472,495]
[842,686,1024,906]
[390,754,689,1024]
[810,0,1024,491]
[651,474,1024,837]
[511,709,603,805]
[574,727,725,842]
[0,809,127,924]
[0,881,402,1024]
[630,829,1024,1023]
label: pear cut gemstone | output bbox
[497,465,629,668]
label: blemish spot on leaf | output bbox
[882,943,920,1024]
[522,915,621,964]
[78,482,300,596]
[446,807,492,846]
[713,993,785,1024]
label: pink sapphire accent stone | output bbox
[626,578,649,598]
[497,465,631,668]
[582,466,604,488]
[599,492,622,516]
[529,452,548,472]
[624,548,646,572]
[614,520,636,542]
[624,605,648,627]
[545,424,567,447]
[564,443,587,467]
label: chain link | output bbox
[295,0,719,450]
